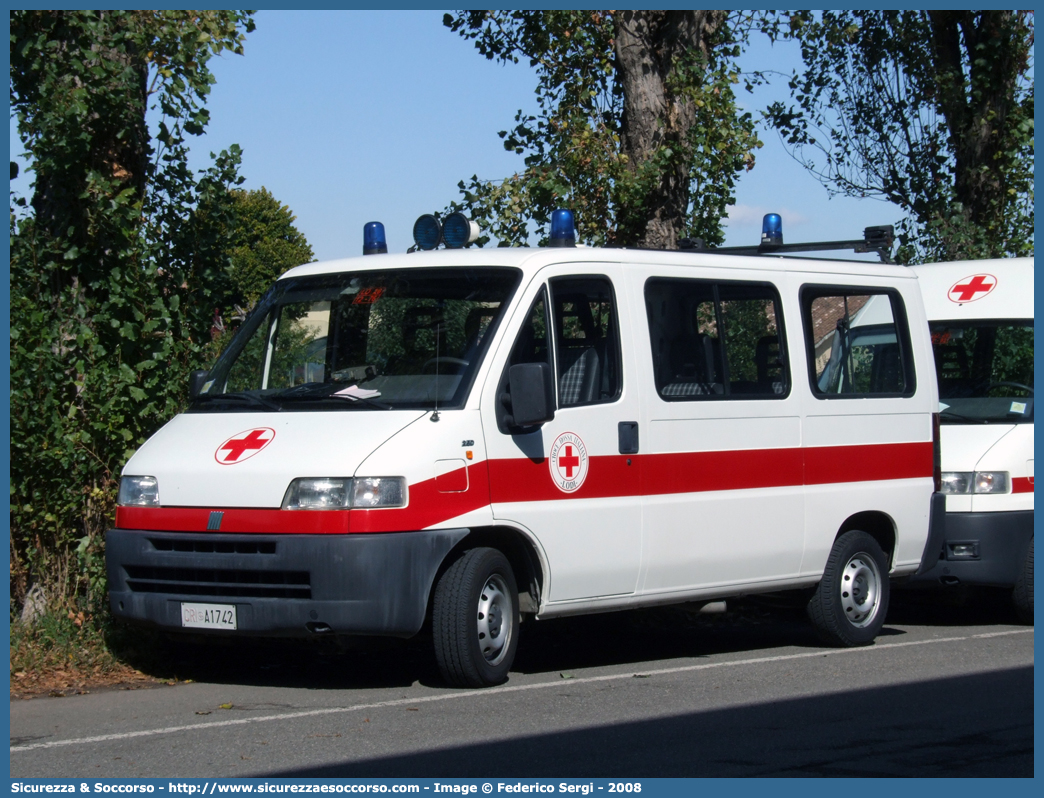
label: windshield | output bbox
[931,320,1033,424]
[193,267,521,412]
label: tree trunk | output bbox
[927,11,1027,231]
[613,10,725,249]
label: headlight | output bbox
[282,478,352,510]
[281,477,406,510]
[940,472,973,495]
[352,477,406,508]
[940,471,1010,495]
[118,476,160,507]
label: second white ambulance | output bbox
[107,212,943,686]
[906,258,1033,621]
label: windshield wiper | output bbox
[276,382,331,399]
[194,391,281,412]
[939,407,989,424]
[331,394,391,410]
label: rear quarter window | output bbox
[801,285,916,398]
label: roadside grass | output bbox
[10,609,172,696]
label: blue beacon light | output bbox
[442,212,478,249]
[761,213,783,246]
[549,209,576,247]
[363,221,388,255]
[413,214,442,250]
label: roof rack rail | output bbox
[679,224,896,264]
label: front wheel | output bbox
[807,530,890,647]
[1012,537,1033,625]
[433,547,519,687]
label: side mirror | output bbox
[188,369,210,400]
[504,362,555,428]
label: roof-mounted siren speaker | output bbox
[442,212,480,248]
[412,214,442,251]
[761,213,783,247]
[550,208,576,247]
[363,221,388,255]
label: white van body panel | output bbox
[970,427,1034,514]
[125,410,425,508]
[913,258,1033,321]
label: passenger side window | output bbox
[803,288,913,396]
[644,278,788,400]
[550,276,622,407]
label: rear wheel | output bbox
[808,530,890,647]
[433,547,519,687]
[1012,537,1033,625]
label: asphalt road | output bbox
[10,590,1034,778]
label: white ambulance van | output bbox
[904,258,1033,621]
[107,212,943,687]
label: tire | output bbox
[1012,537,1033,625]
[432,547,519,687]
[807,530,890,647]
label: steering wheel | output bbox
[423,357,469,375]
[985,381,1034,396]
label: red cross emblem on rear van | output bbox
[948,274,997,303]
[215,428,276,464]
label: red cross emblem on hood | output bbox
[215,428,276,465]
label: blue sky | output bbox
[9,9,895,262]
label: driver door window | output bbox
[550,276,622,407]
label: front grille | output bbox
[124,565,310,599]
[149,538,277,555]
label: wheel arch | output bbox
[836,511,897,569]
[428,525,547,617]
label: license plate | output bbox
[181,602,237,630]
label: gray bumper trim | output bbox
[906,509,1033,588]
[106,528,469,637]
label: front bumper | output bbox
[106,527,469,637]
[906,510,1033,588]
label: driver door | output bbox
[482,265,643,602]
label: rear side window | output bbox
[645,278,789,400]
[802,286,915,397]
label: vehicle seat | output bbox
[394,307,443,373]
[558,347,601,406]
[755,335,786,394]
[936,344,972,397]
[872,343,902,392]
